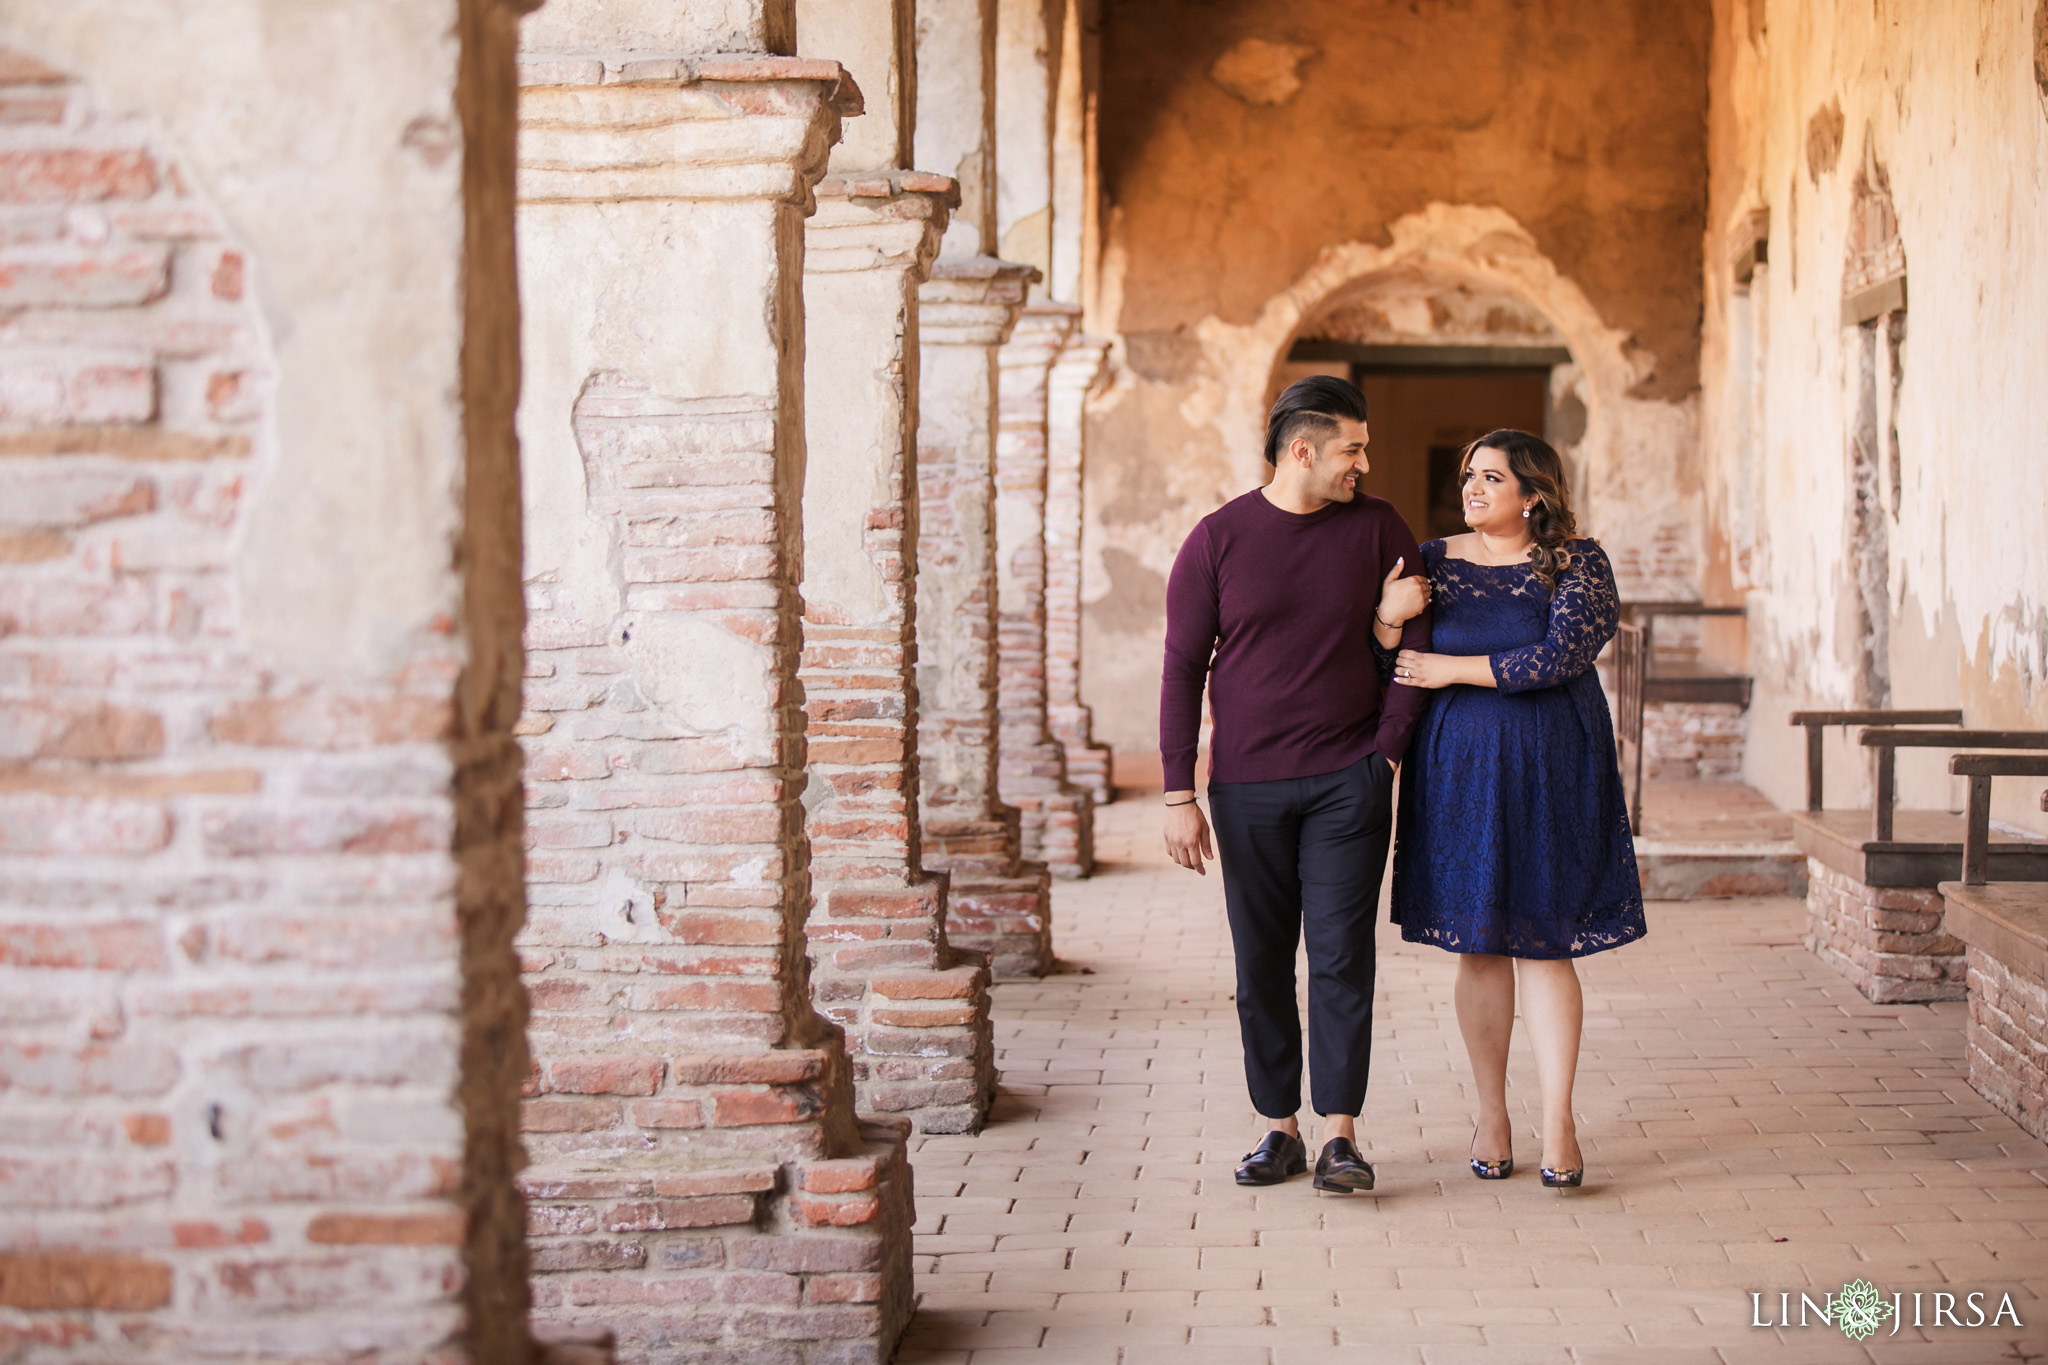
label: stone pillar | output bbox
[1045,335,1114,803]
[796,0,998,1137]
[916,261,1052,976]
[914,0,1057,977]
[996,303,1095,877]
[995,0,1061,281]
[0,5,533,1357]
[513,21,912,1358]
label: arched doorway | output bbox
[1191,203,1696,603]
[1270,268,1574,541]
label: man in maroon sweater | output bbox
[1161,375,1431,1193]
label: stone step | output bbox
[1633,838,1809,900]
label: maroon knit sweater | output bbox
[1160,489,1432,792]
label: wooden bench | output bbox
[1787,711,2048,1002]
[1787,713,2048,886]
[1936,756,2048,1142]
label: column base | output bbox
[807,875,997,1134]
[1049,705,1114,805]
[1008,785,1094,880]
[526,1120,914,1365]
[923,817,1056,976]
[946,869,1055,978]
[1804,859,1966,1003]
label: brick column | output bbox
[1804,861,1965,1004]
[1045,336,1115,804]
[513,51,912,1361]
[916,260,1055,977]
[996,303,1095,878]
[0,10,532,1358]
[800,172,996,1136]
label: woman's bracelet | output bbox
[1374,612,1399,628]
[1164,797,1199,808]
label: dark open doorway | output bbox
[1287,342,1567,542]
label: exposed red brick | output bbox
[0,698,164,761]
[550,1056,665,1096]
[601,1196,756,1232]
[631,980,782,1013]
[807,1272,884,1304]
[0,1253,171,1310]
[305,1211,465,1245]
[797,1159,880,1194]
[871,972,977,1000]
[0,920,162,971]
[171,1218,269,1248]
[0,148,157,202]
[710,1087,820,1127]
[0,530,68,562]
[210,693,452,749]
[627,1099,706,1129]
[211,249,244,299]
[121,1113,171,1146]
[668,1051,827,1085]
[521,1100,623,1133]
[792,1193,883,1228]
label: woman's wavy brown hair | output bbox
[1458,429,1581,588]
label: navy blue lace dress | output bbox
[1389,538,1646,958]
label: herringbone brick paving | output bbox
[898,792,2048,1363]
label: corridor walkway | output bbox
[898,795,2048,1363]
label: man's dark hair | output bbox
[1263,375,1370,466]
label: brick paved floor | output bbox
[899,794,2048,1363]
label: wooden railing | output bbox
[1618,603,1750,707]
[1857,728,2048,841]
[1952,754,2048,884]
[1787,710,1962,811]
[1613,621,1646,830]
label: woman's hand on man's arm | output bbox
[1374,557,1430,649]
[1393,649,1498,690]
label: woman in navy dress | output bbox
[1378,429,1645,1191]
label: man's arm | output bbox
[1160,522,1218,793]
[1161,522,1219,873]
[1372,518,1432,765]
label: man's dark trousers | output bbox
[1207,751,1395,1118]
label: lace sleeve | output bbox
[1489,541,1618,693]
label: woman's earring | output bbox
[1522,507,1532,519]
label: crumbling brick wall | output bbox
[0,5,532,1356]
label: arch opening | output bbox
[1268,266,1581,542]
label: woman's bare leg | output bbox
[1516,957,1584,1171]
[1455,952,1516,1161]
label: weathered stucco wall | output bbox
[1079,0,1711,756]
[1700,0,2048,833]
